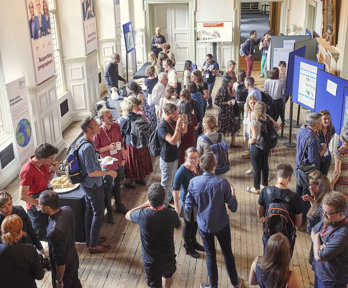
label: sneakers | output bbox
[88,244,111,254]
[200,284,210,288]
[259,74,265,78]
[245,168,253,175]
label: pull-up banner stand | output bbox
[123,21,136,82]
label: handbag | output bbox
[296,137,316,187]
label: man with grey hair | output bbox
[296,112,327,227]
[152,72,168,117]
[104,53,126,96]
[245,76,262,102]
[151,27,166,56]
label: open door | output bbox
[269,2,281,35]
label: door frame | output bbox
[144,0,195,67]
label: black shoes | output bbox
[184,243,200,258]
[193,242,205,252]
[106,212,115,224]
[116,204,129,215]
[125,183,136,189]
[135,179,146,186]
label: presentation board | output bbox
[196,22,233,42]
[294,38,317,62]
[315,70,348,134]
[343,87,348,129]
[285,46,306,96]
[292,56,324,111]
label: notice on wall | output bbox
[297,62,318,110]
[326,79,337,96]
[25,0,55,85]
[283,40,295,50]
[6,77,34,164]
[82,0,98,55]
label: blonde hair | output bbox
[253,101,266,121]
[245,95,258,114]
[1,215,23,245]
[203,115,217,130]
[121,99,134,115]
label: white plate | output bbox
[100,157,117,165]
[53,183,80,194]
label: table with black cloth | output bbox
[58,186,86,242]
[132,62,151,79]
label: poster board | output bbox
[25,0,55,85]
[196,22,233,42]
[342,87,348,130]
[292,56,324,111]
[285,46,306,96]
[123,22,135,54]
[82,0,98,55]
[269,35,311,69]
[294,38,317,62]
[315,70,348,135]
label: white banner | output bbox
[26,0,55,85]
[82,0,97,55]
[6,77,35,164]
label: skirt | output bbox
[124,145,153,180]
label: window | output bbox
[0,54,7,136]
[48,0,65,97]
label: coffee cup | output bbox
[116,142,122,150]
[232,99,236,105]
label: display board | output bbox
[285,46,306,96]
[315,70,348,134]
[292,56,324,111]
[269,35,311,69]
[294,38,317,62]
[82,0,98,55]
[196,22,233,42]
[123,22,135,54]
[343,87,348,129]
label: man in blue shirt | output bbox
[202,54,219,109]
[78,116,117,254]
[242,30,261,76]
[296,113,327,226]
[311,191,348,288]
[185,152,241,288]
[245,76,262,102]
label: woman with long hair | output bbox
[319,110,335,175]
[148,51,157,67]
[191,69,209,106]
[183,60,192,88]
[41,0,51,35]
[144,65,158,106]
[159,85,178,119]
[249,233,302,288]
[0,214,45,288]
[214,74,240,148]
[155,52,168,76]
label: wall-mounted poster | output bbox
[6,77,35,164]
[82,0,97,55]
[196,22,233,42]
[114,0,121,38]
[26,0,55,85]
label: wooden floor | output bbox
[3,64,319,288]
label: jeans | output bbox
[83,184,105,248]
[183,215,199,251]
[249,144,269,189]
[103,165,125,212]
[260,55,266,76]
[272,98,284,122]
[314,275,346,288]
[27,207,49,241]
[160,158,178,206]
[207,82,215,107]
[296,180,310,225]
[199,225,239,288]
[245,55,254,77]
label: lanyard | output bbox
[185,164,200,177]
[166,120,176,132]
[150,205,164,211]
[324,129,330,145]
[306,127,318,139]
[321,217,348,237]
[102,126,113,144]
[29,159,46,178]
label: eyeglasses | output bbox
[322,210,340,217]
[188,157,198,160]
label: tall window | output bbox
[0,54,6,136]
[47,0,65,97]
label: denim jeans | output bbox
[103,165,125,211]
[249,144,269,189]
[314,275,346,288]
[83,184,105,248]
[27,207,49,241]
[207,82,215,107]
[160,158,178,206]
[199,225,239,288]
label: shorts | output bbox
[143,258,176,288]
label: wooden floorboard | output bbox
[2,66,320,287]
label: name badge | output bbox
[205,73,210,79]
[110,149,117,155]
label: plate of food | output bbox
[100,156,117,165]
[51,175,79,193]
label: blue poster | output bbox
[123,22,135,54]
[343,87,348,129]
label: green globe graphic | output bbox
[16,119,32,147]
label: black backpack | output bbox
[236,83,248,102]
[263,187,296,242]
[148,128,162,157]
[261,91,274,116]
[129,117,151,149]
[256,116,278,151]
[66,138,90,184]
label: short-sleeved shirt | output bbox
[173,165,198,202]
[78,138,103,188]
[202,60,219,84]
[130,207,180,264]
[152,82,166,106]
[158,119,178,163]
[168,69,178,85]
[247,88,262,102]
[94,123,124,171]
[196,132,226,156]
[258,186,302,232]
[19,156,50,210]
[144,77,158,95]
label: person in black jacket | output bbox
[0,191,46,254]
[39,191,82,288]
[104,53,126,96]
[0,214,44,288]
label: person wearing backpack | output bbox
[233,70,247,119]
[247,101,280,194]
[241,30,262,77]
[257,163,302,255]
[119,99,153,190]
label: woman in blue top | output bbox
[172,147,204,259]
[318,110,335,175]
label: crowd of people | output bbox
[0,26,348,288]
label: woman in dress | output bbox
[247,101,280,194]
[159,85,178,120]
[249,233,302,288]
[319,110,335,175]
[172,147,204,259]
[331,126,348,196]
[0,215,45,288]
[214,74,240,148]
[119,99,153,189]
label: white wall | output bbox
[196,0,234,21]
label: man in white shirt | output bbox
[152,72,168,118]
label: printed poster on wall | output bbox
[297,62,318,110]
[6,77,35,164]
[114,0,121,38]
[26,0,55,85]
[82,0,98,55]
